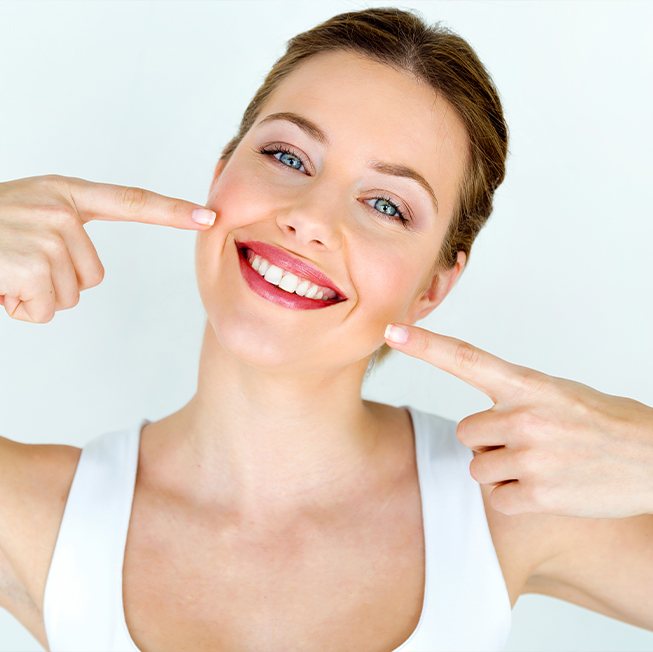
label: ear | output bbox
[212,158,227,183]
[410,250,467,322]
[207,158,228,201]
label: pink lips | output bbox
[237,246,345,310]
[236,240,347,300]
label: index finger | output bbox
[385,325,528,401]
[64,176,216,229]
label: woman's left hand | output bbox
[384,323,653,519]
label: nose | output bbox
[275,182,343,250]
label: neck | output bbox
[147,321,395,528]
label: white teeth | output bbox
[263,264,284,286]
[278,272,299,293]
[304,284,318,299]
[245,250,338,301]
[295,279,311,297]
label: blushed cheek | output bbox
[206,170,276,237]
[195,169,274,291]
[382,262,426,319]
[355,256,416,323]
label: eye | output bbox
[259,144,307,173]
[363,196,410,228]
[257,144,412,228]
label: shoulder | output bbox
[0,434,81,620]
[403,408,561,608]
[372,404,559,607]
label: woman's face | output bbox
[196,50,469,371]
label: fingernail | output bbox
[192,208,216,226]
[384,324,408,343]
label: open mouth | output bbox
[236,243,347,310]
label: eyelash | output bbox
[257,144,411,228]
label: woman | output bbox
[1,7,652,652]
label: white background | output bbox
[1,1,652,650]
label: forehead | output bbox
[256,50,469,216]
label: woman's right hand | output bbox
[0,174,216,323]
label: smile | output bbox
[236,243,347,310]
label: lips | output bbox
[236,240,347,300]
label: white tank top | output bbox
[42,405,512,651]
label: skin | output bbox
[142,50,468,529]
[384,326,653,518]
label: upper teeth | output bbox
[246,250,338,301]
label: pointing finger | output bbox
[384,323,530,401]
[64,176,216,230]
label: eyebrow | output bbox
[257,111,439,213]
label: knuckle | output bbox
[454,341,480,370]
[168,200,185,217]
[511,408,539,433]
[85,264,105,288]
[38,175,69,199]
[27,254,52,280]
[38,174,63,188]
[525,482,550,511]
[120,186,147,211]
[37,204,76,230]
[456,417,472,445]
[568,392,592,419]
[515,449,539,476]
[25,301,55,324]
[59,293,80,310]
[412,332,431,357]
[516,367,551,395]
[40,232,68,258]
[469,456,482,481]
[49,205,77,227]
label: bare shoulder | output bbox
[0,434,81,647]
[367,404,559,609]
[380,403,547,608]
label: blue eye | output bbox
[266,146,305,172]
[257,144,411,228]
[367,197,405,221]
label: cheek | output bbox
[205,165,269,231]
[195,161,288,296]
[354,250,420,317]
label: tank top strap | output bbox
[42,409,510,651]
[43,418,148,652]
[398,405,512,651]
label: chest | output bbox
[123,482,426,652]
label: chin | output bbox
[203,311,324,371]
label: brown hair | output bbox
[218,7,509,370]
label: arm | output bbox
[0,436,36,615]
[524,512,653,631]
[0,434,82,652]
[383,326,653,628]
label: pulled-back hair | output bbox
[218,7,509,369]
